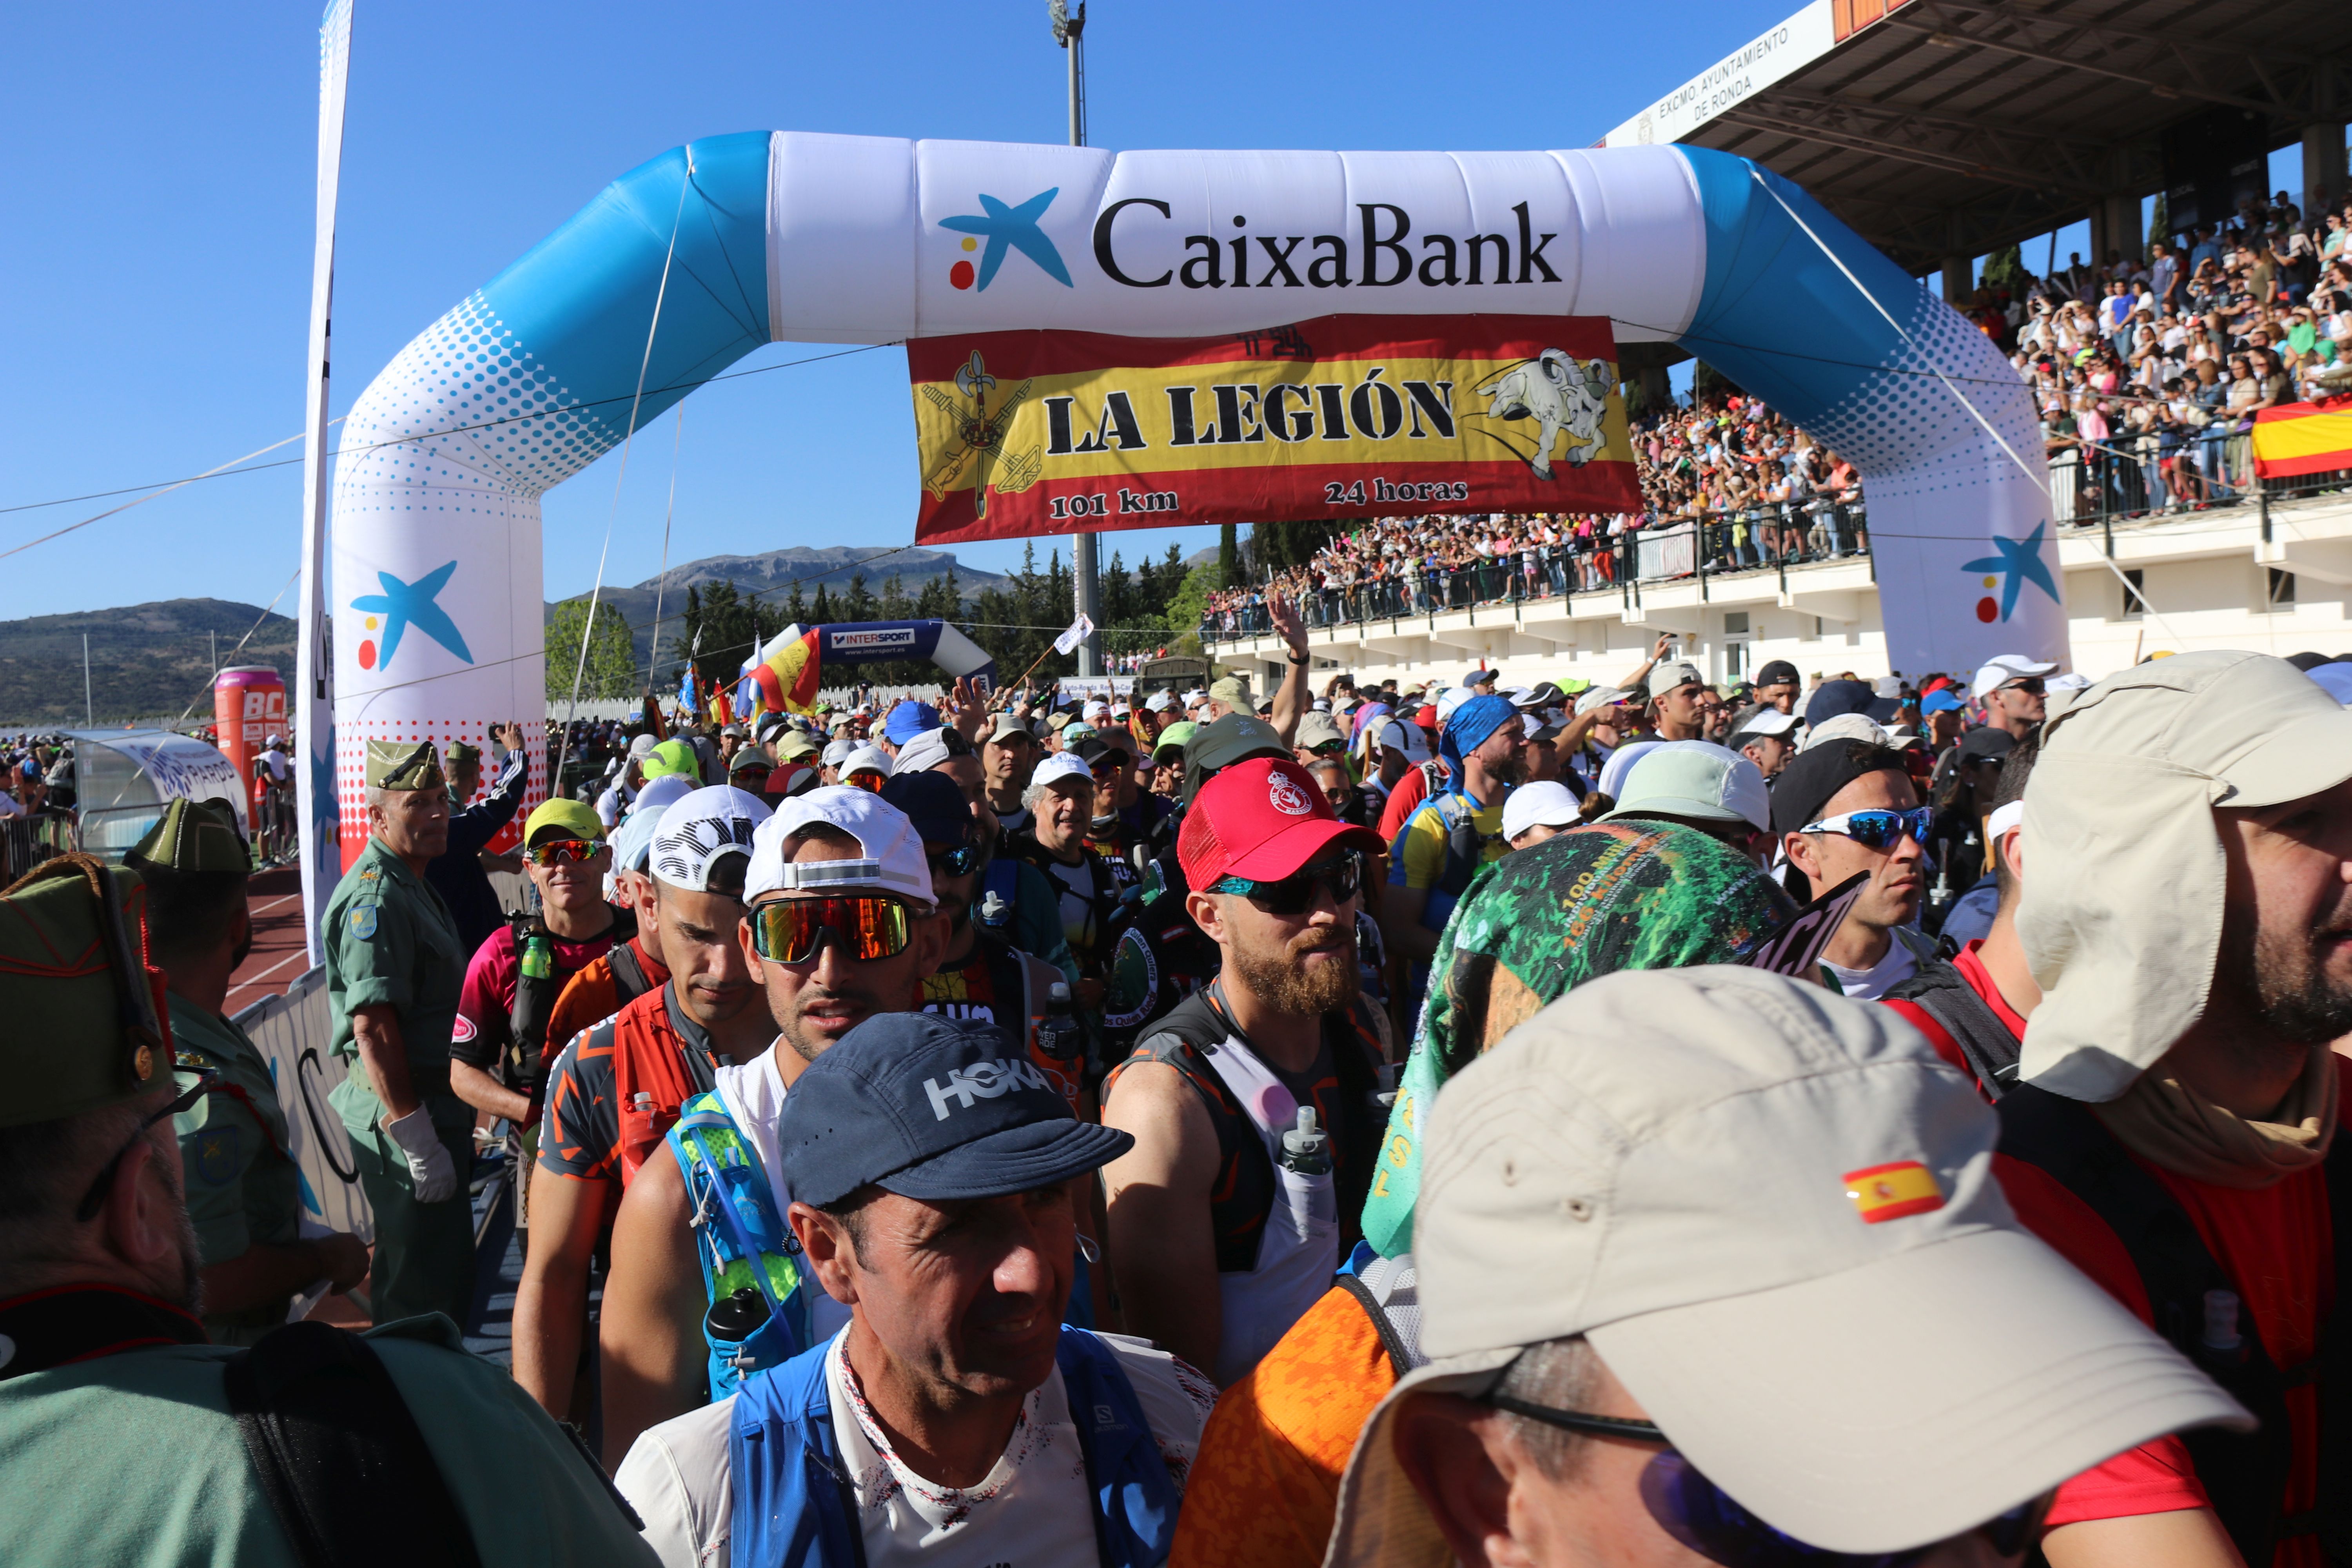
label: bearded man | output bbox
[1099,758,1390,1388]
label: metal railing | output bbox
[0,814,73,883]
[1197,499,1873,646]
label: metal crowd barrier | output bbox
[233,964,373,1243]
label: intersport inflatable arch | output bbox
[329,129,2064,862]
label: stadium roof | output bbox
[1598,0,2352,274]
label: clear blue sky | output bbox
[4,0,2169,624]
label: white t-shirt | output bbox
[617,1329,1214,1568]
[1822,936,1921,1001]
[712,1051,853,1349]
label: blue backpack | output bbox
[729,1327,1180,1568]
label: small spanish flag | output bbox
[753,628,823,716]
[1842,1160,1945,1224]
[2251,397,2352,480]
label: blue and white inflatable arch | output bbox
[330,130,2062,853]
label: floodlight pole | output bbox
[1051,1,1102,679]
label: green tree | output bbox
[545,595,639,701]
[782,581,810,627]
[680,581,765,699]
[1979,243,2026,297]
[1218,522,1239,584]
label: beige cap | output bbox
[1326,967,2246,1566]
[2018,650,2352,1100]
[1207,674,1252,706]
[1292,710,1348,752]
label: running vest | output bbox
[508,905,635,1097]
[601,984,725,1189]
[666,1093,813,1399]
[920,931,1083,1109]
[1997,1085,2352,1568]
[1113,985,1385,1384]
[728,1327,1180,1568]
[1883,958,2021,1100]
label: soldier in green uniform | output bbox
[128,799,370,1344]
[0,854,659,1566]
[326,739,474,1327]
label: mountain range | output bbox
[0,546,1006,724]
[550,546,1007,669]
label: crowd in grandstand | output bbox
[1199,192,2352,641]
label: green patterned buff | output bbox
[1359,818,1798,1256]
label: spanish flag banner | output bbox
[907,314,1640,545]
[751,628,822,716]
[2251,397,2352,479]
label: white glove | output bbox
[384,1108,459,1203]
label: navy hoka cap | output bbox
[775,1013,1133,1208]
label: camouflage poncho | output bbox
[1359,818,1797,1256]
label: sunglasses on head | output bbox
[1485,1387,2050,1568]
[750,895,915,965]
[1210,850,1363,916]
[1800,807,1933,850]
[524,837,605,866]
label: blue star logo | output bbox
[938,188,1073,290]
[1961,522,2061,622]
[350,561,474,670]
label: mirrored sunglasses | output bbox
[750,895,913,965]
[1210,850,1363,916]
[524,838,606,866]
[1798,807,1932,850]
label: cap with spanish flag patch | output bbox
[1325,966,2252,1568]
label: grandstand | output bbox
[1209,0,2352,690]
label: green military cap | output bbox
[0,856,171,1128]
[443,740,483,765]
[124,798,249,875]
[367,739,445,792]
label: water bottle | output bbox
[2199,1289,2247,1365]
[520,932,554,982]
[978,888,1012,931]
[1036,982,1084,1063]
[1279,1106,1332,1176]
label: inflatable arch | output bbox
[735,618,998,717]
[328,130,2062,863]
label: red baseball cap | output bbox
[1179,757,1384,889]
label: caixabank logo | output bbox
[936,188,1565,296]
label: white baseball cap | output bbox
[648,786,772,893]
[1573,685,1632,717]
[1500,779,1580,841]
[1731,706,1801,742]
[1433,686,1479,725]
[1595,739,1662,800]
[840,743,893,780]
[609,806,662,875]
[626,773,694,820]
[821,738,855,768]
[1083,700,1111,721]
[1799,711,1891,752]
[1145,690,1176,713]
[889,726,957,776]
[1603,740,1771,832]
[1970,653,2060,701]
[744,784,935,907]
[1326,968,2249,1567]
[1375,719,1432,764]
[1029,752,1094,793]
[1645,659,1706,700]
